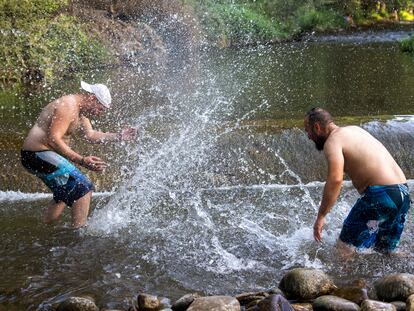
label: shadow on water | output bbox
[1,29,414,309]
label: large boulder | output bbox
[332,286,368,305]
[312,295,359,311]
[279,268,336,301]
[56,297,99,311]
[187,296,240,311]
[360,299,396,310]
[375,273,414,302]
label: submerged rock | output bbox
[360,299,396,310]
[279,268,336,301]
[56,296,99,311]
[172,293,201,311]
[332,286,368,305]
[375,273,414,301]
[312,295,359,311]
[186,296,240,311]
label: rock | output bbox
[351,279,367,289]
[255,294,294,311]
[138,293,161,311]
[291,303,313,311]
[245,299,263,309]
[172,293,201,311]
[267,288,284,296]
[375,273,414,302]
[390,301,406,311]
[56,297,99,311]
[187,296,240,311]
[312,295,359,311]
[279,268,336,301]
[407,294,414,311]
[332,286,368,305]
[360,299,396,310]
[235,292,268,306]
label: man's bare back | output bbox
[324,126,406,193]
[22,95,82,152]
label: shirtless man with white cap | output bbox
[21,81,136,228]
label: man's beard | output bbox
[314,135,327,151]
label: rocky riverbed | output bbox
[53,267,414,311]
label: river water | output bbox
[1,29,414,310]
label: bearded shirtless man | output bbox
[304,107,411,256]
[21,81,136,228]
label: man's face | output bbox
[88,96,107,117]
[304,118,327,151]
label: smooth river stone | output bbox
[279,268,336,301]
[312,295,359,311]
[291,303,313,311]
[187,296,240,311]
[390,301,406,311]
[138,293,161,311]
[407,294,414,311]
[172,293,201,311]
[375,273,414,302]
[360,299,396,310]
[332,286,368,305]
[235,291,268,306]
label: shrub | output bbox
[0,0,109,87]
[400,34,414,53]
[296,7,345,32]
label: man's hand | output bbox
[119,127,137,141]
[81,156,108,172]
[313,215,326,242]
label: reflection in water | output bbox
[1,32,414,309]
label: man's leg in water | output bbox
[43,200,66,224]
[71,191,92,228]
[336,239,356,261]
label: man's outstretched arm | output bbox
[80,117,137,144]
[314,140,344,242]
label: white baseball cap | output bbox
[81,81,112,108]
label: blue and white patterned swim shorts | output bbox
[21,150,94,206]
[339,183,411,253]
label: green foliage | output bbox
[296,7,345,32]
[0,0,109,87]
[197,1,283,46]
[400,34,414,53]
[399,9,414,20]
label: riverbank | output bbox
[2,1,414,90]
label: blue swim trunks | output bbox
[21,150,94,206]
[339,183,411,253]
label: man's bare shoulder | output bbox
[53,94,80,114]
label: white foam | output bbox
[0,191,113,203]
